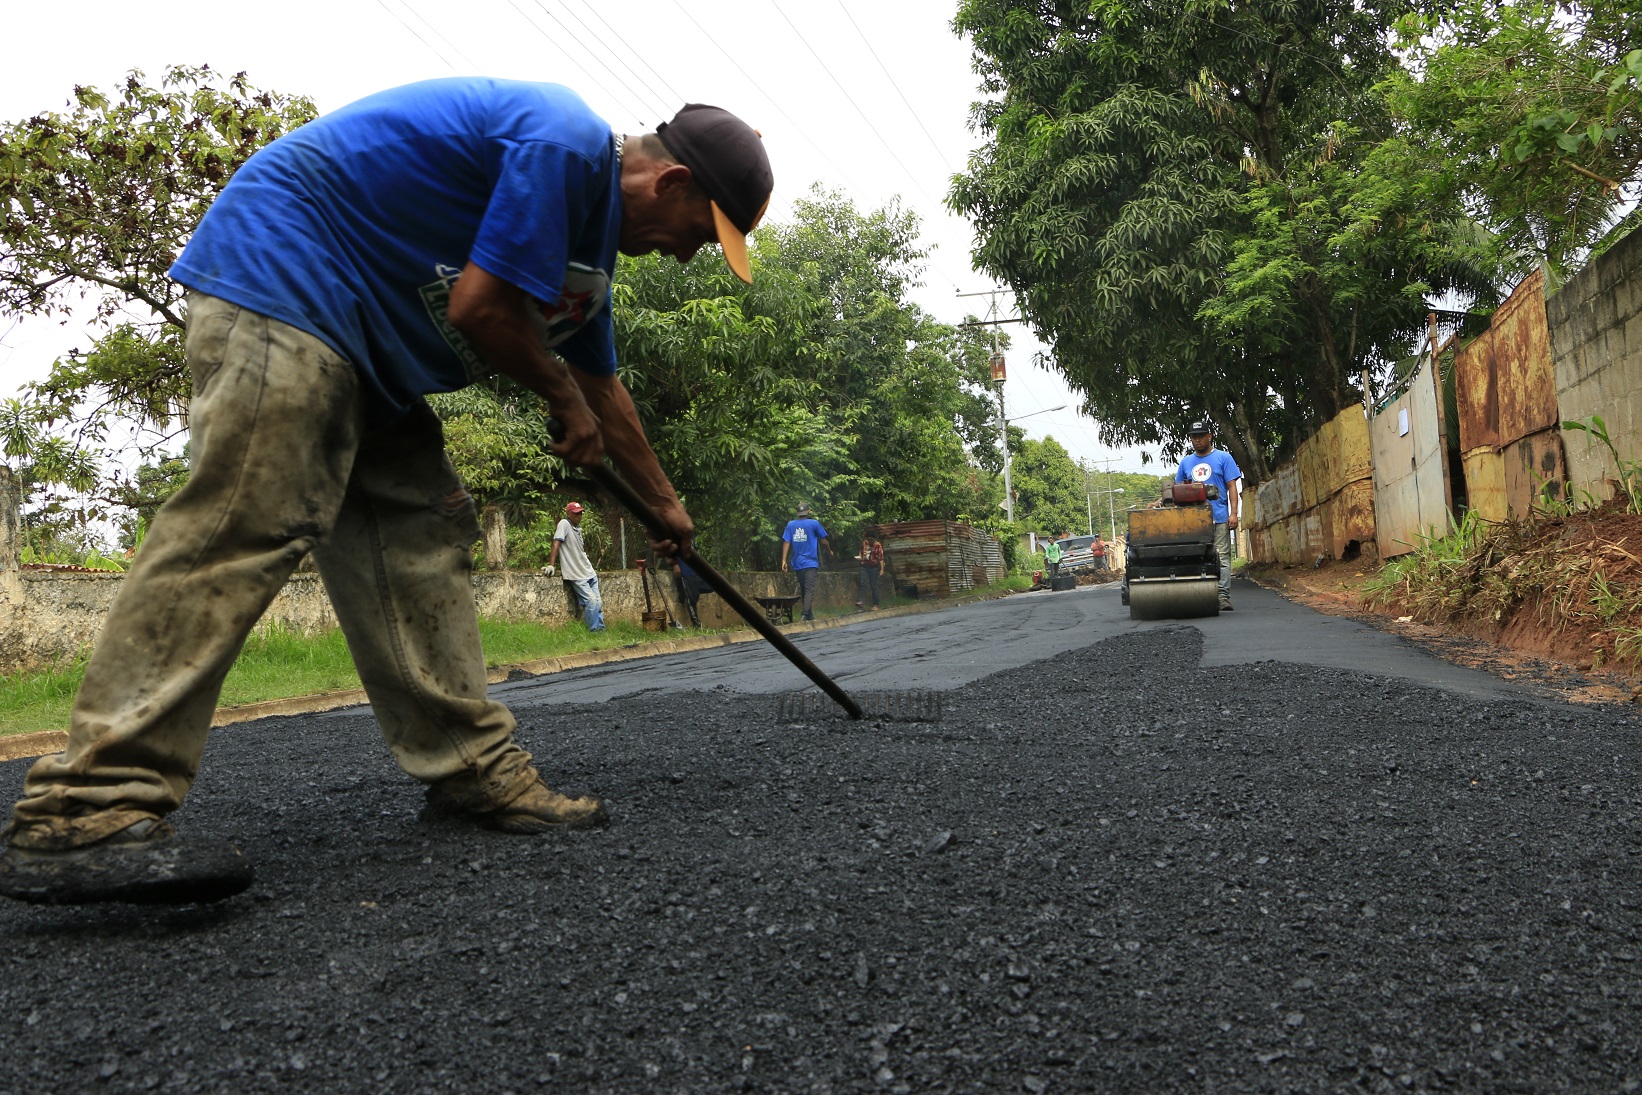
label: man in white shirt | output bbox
[546,501,603,631]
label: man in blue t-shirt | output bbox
[1175,420,1243,611]
[780,503,834,622]
[0,80,775,907]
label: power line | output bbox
[766,0,949,213]
[568,0,687,109]
[530,0,668,121]
[374,0,458,71]
[833,0,956,169]
[655,0,967,294]
[503,0,653,124]
[399,0,483,71]
[666,1,865,194]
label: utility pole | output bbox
[1085,457,1128,541]
[957,287,1021,523]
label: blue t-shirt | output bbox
[170,78,622,418]
[783,518,828,570]
[1176,448,1243,523]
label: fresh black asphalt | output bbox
[2,579,1638,1092]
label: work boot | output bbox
[1219,595,1235,612]
[0,819,254,906]
[425,769,608,834]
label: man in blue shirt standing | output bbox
[780,503,833,622]
[0,79,774,906]
[1175,420,1243,611]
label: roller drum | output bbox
[1128,577,1220,620]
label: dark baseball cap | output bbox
[657,104,773,284]
[1187,420,1213,435]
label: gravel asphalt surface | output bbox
[2,580,1639,1092]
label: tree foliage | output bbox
[1010,434,1085,536]
[949,0,1495,476]
[3,73,1003,566]
[0,66,316,533]
[1384,0,1642,279]
[436,189,1006,568]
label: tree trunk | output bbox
[0,466,17,571]
[481,505,507,571]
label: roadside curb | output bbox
[3,587,1020,762]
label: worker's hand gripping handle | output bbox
[544,417,863,720]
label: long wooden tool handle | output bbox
[550,423,863,720]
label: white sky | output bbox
[0,0,1155,473]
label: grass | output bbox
[0,617,695,739]
[0,578,1022,739]
[0,581,1007,738]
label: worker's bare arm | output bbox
[445,262,602,466]
[572,371,695,556]
[1227,477,1242,530]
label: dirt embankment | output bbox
[1248,510,1642,704]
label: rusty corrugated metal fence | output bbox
[1246,407,1376,565]
[1454,270,1565,521]
[1369,347,1453,558]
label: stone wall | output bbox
[1550,228,1642,501]
[1,563,871,675]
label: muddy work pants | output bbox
[9,293,535,850]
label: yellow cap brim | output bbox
[712,195,770,284]
[713,202,752,283]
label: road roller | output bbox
[1123,482,1221,620]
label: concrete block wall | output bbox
[1551,228,1642,500]
[0,563,871,675]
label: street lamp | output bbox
[999,403,1067,523]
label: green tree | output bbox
[435,189,1007,569]
[1011,435,1085,536]
[1383,0,1642,279]
[0,66,317,532]
[948,0,1490,476]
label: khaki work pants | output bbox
[9,293,534,849]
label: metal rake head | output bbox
[777,689,945,723]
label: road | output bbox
[1,577,1639,1093]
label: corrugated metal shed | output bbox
[870,520,1006,598]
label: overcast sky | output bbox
[0,0,1157,474]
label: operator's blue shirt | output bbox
[1176,448,1242,523]
[169,78,621,418]
[782,518,828,570]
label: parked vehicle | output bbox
[1052,535,1108,576]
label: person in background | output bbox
[1091,532,1108,574]
[547,501,604,631]
[1044,536,1064,582]
[1175,419,1243,611]
[856,532,885,610]
[780,502,832,622]
[672,554,708,628]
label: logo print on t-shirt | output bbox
[421,262,612,383]
[420,263,489,381]
[536,264,610,346]
[792,529,809,542]
[1191,462,1213,482]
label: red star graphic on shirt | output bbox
[544,288,597,327]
